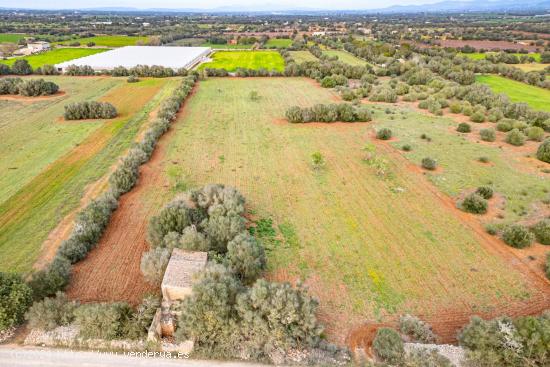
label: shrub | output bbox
[285,104,370,123]
[74,302,133,340]
[461,193,488,214]
[526,126,545,141]
[27,255,72,300]
[532,219,550,245]
[546,253,550,280]
[18,79,59,96]
[501,224,534,248]
[285,106,304,123]
[404,348,453,367]
[320,76,336,88]
[226,232,266,284]
[449,102,462,114]
[476,186,494,200]
[127,75,139,83]
[376,128,393,140]
[373,328,404,365]
[370,86,397,103]
[398,314,436,343]
[147,200,196,247]
[0,77,22,94]
[140,247,171,284]
[480,128,496,142]
[505,128,525,146]
[402,144,412,151]
[496,120,513,132]
[11,59,32,75]
[64,101,117,120]
[177,226,210,251]
[25,292,77,331]
[0,273,33,330]
[470,111,485,123]
[457,123,471,133]
[421,157,437,170]
[536,139,550,163]
[125,294,161,340]
[478,156,490,163]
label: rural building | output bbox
[161,249,208,302]
[13,41,51,56]
[55,46,212,72]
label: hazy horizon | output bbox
[0,0,454,11]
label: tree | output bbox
[502,224,534,248]
[226,232,266,284]
[536,139,550,163]
[373,328,405,365]
[25,292,77,331]
[0,272,33,330]
[140,247,171,284]
[11,59,32,75]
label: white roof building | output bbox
[55,46,211,72]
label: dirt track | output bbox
[65,86,198,305]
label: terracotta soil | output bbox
[65,86,198,306]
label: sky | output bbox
[0,0,444,10]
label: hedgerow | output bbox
[0,77,59,96]
[64,101,118,120]
[285,104,371,123]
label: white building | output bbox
[27,41,51,52]
[55,46,212,73]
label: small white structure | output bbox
[55,46,211,73]
[27,41,50,52]
[161,249,208,302]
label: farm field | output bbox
[0,77,176,273]
[198,50,285,71]
[476,74,550,112]
[74,77,549,341]
[437,39,540,52]
[289,50,318,63]
[54,35,149,47]
[0,48,107,69]
[460,52,541,62]
[265,38,292,48]
[0,33,27,43]
[513,63,549,72]
[323,50,368,66]
[200,42,254,49]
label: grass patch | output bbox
[54,35,149,47]
[0,33,27,43]
[265,38,292,48]
[0,48,108,69]
[460,52,541,62]
[476,74,550,112]
[289,51,318,64]
[201,42,254,49]
[323,50,368,66]
[198,51,285,72]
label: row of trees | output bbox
[285,103,372,123]
[0,77,59,96]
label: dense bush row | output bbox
[285,103,372,123]
[25,291,159,340]
[458,313,550,367]
[0,77,59,96]
[63,101,118,120]
[202,67,283,77]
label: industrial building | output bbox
[55,46,211,73]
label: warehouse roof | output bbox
[56,46,211,70]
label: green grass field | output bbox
[201,42,254,49]
[54,35,149,47]
[265,38,292,48]
[0,48,107,69]
[513,63,549,72]
[461,52,541,62]
[289,50,318,63]
[149,78,531,335]
[476,75,550,112]
[0,33,27,43]
[0,77,177,273]
[198,51,285,72]
[323,50,368,66]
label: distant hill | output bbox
[1,0,550,14]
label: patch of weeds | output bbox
[278,222,300,248]
[218,155,225,164]
[250,217,280,251]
